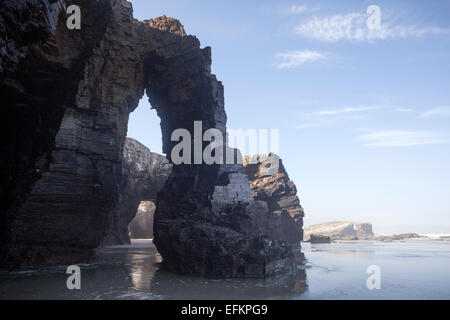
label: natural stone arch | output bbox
[0,1,303,277]
[137,21,297,277]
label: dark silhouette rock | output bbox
[1,0,130,268]
[309,234,331,244]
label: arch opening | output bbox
[102,93,172,246]
[125,95,163,242]
[129,201,155,240]
[127,94,164,156]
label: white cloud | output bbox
[287,4,319,15]
[293,12,450,42]
[275,50,326,69]
[316,106,379,116]
[356,130,449,147]
[419,106,450,118]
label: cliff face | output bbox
[1,0,127,267]
[0,0,304,276]
[243,154,304,244]
[102,138,171,245]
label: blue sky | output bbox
[127,0,450,234]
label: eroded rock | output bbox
[243,153,304,244]
[0,0,304,276]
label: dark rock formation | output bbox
[0,0,304,276]
[154,153,301,276]
[103,138,171,245]
[1,0,129,268]
[304,221,374,241]
[309,234,331,244]
[243,153,304,244]
[129,201,155,239]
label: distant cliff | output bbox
[304,221,374,241]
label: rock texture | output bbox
[102,138,171,245]
[129,201,156,239]
[143,15,186,37]
[1,0,128,268]
[303,221,374,241]
[243,154,304,244]
[0,0,304,276]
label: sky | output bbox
[127,0,450,234]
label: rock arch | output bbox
[0,0,302,276]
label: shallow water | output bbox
[1,239,449,300]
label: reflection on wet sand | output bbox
[129,252,161,291]
[0,240,308,299]
[150,261,308,300]
[122,242,308,299]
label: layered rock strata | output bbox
[0,0,304,276]
[243,154,304,244]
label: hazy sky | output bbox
[127,0,450,234]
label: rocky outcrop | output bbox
[102,138,171,245]
[374,233,421,242]
[0,0,304,276]
[154,152,302,276]
[243,154,304,244]
[309,234,331,244]
[143,15,186,37]
[303,221,374,241]
[129,201,156,239]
